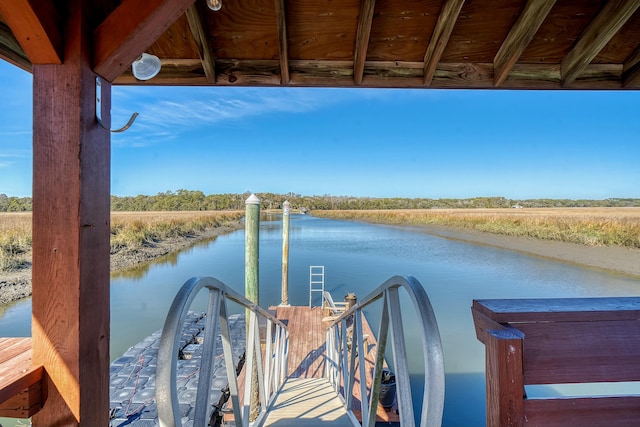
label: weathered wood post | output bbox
[280,200,291,306]
[244,193,260,421]
[245,193,260,305]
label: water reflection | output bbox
[110,235,222,280]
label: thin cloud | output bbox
[111,87,367,147]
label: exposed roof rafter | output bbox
[353,0,376,85]
[493,0,556,87]
[0,0,62,64]
[185,2,216,83]
[561,0,640,87]
[423,0,465,86]
[623,46,640,88]
[93,0,197,82]
[0,21,31,70]
[274,0,289,85]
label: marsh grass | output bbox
[0,211,243,272]
[110,211,244,251]
[313,208,640,249]
[0,213,32,271]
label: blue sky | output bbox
[1,60,638,199]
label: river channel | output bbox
[1,213,639,426]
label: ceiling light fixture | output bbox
[131,53,161,81]
[207,0,222,11]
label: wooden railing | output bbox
[156,276,289,427]
[472,297,640,427]
[325,275,445,427]
[0,338,44,418]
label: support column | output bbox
[31,2,111,426]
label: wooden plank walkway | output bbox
[272,306,327,378]
[272,306,399,425]
[0,337,44,418]
[225,306,399,425]
[262,378,355,427]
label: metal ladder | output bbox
[309,265,325,308]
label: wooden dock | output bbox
[262,377,354,427]
[271,305,400,426]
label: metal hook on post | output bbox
[95,77,139,133]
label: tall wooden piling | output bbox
[281,200,291,306]
[245,194,260,305]
[244,193,260,421]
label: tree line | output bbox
[1,191,639,213]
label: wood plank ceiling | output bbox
[1,0,640,89]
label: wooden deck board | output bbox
[273,306,327,379]
[273,306,400,425]
[0,338,44,418]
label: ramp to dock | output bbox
[262,377,356,427]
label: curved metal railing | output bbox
[156,276,289,427]
[325,275,445,427]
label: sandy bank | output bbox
[0,222,244,305]
[407,224,640,278]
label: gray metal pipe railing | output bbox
[156,276,289,427]
[325,275,445,427]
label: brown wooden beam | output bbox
[185,2,216,83]
[93,0,197,82]
[423,0,465,85]
[112,58,626,89]
[623,46,640,88]
[493,0,556,87]
[31,1,111,425]
[353,0,375,85]
[274,0,290,85]
[0,0,62,64]
[561,0,640,87]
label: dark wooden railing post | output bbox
[485,329,524,427]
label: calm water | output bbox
[1,213,639,426]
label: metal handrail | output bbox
[157,276,289,427]
[325,275,445,427]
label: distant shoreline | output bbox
[398,223,640,278]
[0,221,244,305]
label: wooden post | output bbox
[244,194,260,421]
[280,200,290,306]
[245,194,260,304]
[31,2,110,426]
[485,329,525,427]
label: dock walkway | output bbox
[268,305,399,426]
[262,377,354,427]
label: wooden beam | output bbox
[561,0,640,87]
[353,0,375,85]
[0,21,31,71]
[185,2,216,83]
[423,0,465,85]
[31,1,111,425]
[623,46,640,88]
[274,0,290,85]
[93,0,197,82]
[112,58,625,89]
[493,0,556,87]
[0,0,62,64]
